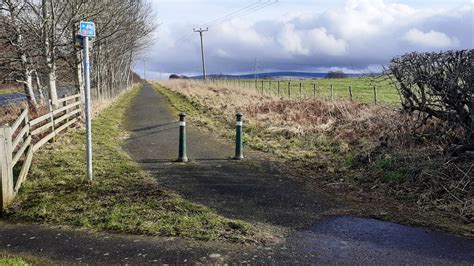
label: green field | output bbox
[210,77,401,105]
[0,88,20,95]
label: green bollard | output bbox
[234,112,244,160]
[177,112,188,162]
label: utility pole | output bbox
[193,28,208,80]
[254,58,259,81]
[143,59,147,81]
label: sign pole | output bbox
[80,21,95,181]
[83,35,93,181]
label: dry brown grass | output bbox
[159,80,473,228]
[160,80,453,152]
[0,103,49,126]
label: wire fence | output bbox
[204,78,401,105]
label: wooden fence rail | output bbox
[1,94,82,210]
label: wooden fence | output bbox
[1,93,82,210]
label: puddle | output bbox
[290,216,474,263]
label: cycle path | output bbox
[0,84,472,264]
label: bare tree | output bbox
[0,0,38,106]
[1,0,156,106]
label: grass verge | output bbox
[0,251,52,265]
[4,85,258,243]
[0,257,29,266]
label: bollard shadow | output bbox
[193,158,232,162]
[131,122,176,133]
[137,159,174,164]
[137,158,234,164]
[126,125,178,142]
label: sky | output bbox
[136,0,474,79]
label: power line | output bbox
[204,0,278,28]
[199,0,274,28]
[177,0,268,42]
[172,1,265,46]
[173,0,279,48]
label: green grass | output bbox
[0,257,29,266]
[5,86,257,243]
[0,257,28,266]
[218,76,400,105]
[0,88,20,95]
[375,159,406,183]
[0,252,52,266]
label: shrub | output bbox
[389,50,473,153]
[325,71,347,79]
[169,74,188,79]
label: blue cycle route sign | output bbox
[80,21,96,37]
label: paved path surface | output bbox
[123,85,337,230]
[0,221,250,264]
[1,84,473,264]
[122,84,474,264]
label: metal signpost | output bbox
[80,21,96,181]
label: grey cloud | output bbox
[142,0,473,77]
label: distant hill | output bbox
[190,71,366,80]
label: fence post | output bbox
[63,99,69,123]
[261,80,264,94]
[277,81,280,96]
[313,84,316,99]
[0,126,14,210]
[269,81,272,95]
[349,86,353,101]
[373,86,378,104]
[48,100,56,142]
[299,83,302,99]
[288,82,291,98]
[331,85,334,101]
